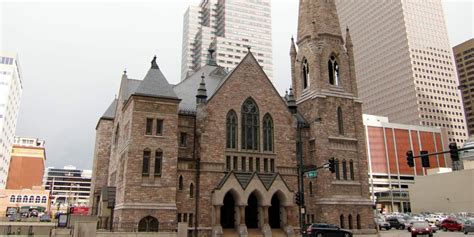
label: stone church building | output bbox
[90,0,374,236]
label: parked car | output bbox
[386,217,405,230]
[374,218,390,230]
[303,223,352,237]
[39,214,51,222]
[5,207,17,217]
[410,221,433,237]
[441,219,463,231]
[463,218,474,235]
[8,213,20,222]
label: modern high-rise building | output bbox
[43,166,92,209]
[181,0,273,81]
[335,0,467,146]
[0,52,23,189]
[454,39,474,135]
[6,137,46,189]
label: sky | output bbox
[0,0,473,170]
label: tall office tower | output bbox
[454,39,474,135]
[335,0,467,145]
[0,52,23,189]
[181,0,273,81]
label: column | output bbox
[239,206,246,225]
[262,206,269,225]
[214,205,221,226]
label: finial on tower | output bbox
[151,55,159,69]
[287,87,297,114]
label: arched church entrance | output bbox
[269,194,281,228]
[221,192,235,228]
[245,193,259,228]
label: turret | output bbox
[290,37,298,97]
[287,87,297,114]
[196,73,208,104]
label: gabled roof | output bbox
[134,58,179,100]
[173,65,228,111]
[101,99,117,120]
[215,171,292,192]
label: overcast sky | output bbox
[0,0,473,170]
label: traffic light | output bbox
[406,151,414,167]
[295,192,301,206]
[328,157,336,173]
[449,143,459,161]
[420,150,430,168]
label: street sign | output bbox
[306,170,318,178]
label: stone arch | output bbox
[138,216,159,232]
[221,191,238,229]
[243,188,266,206]
[213,184,244,206]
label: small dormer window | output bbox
[302,58,310,89]
[328,56,340,86]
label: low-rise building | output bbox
[409,168,474,213]
[0,186,50,216]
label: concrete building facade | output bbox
[363,115,450,213]
[0,52,23,189]
[454,39,474,135]
[409,168,474,214]
[335,0,467,146]
[180,0,273,81]
[6,137,46,190]
[90,1,375,235]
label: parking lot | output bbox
[376,229,469,236]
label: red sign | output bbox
[70,207,89,215]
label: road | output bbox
[376,229,467,236]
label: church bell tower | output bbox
[290,0,375,232]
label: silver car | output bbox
[464,218,474,235]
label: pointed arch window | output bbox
[241,98,259,151]
[154,150,162,176]
[328,56,340,86]
[342,159,348,180]
[29,196,34,203]
[302,58,310,89]
[350,160,355,180]
[142,149,151,176]
[23,196,28,203]
[178,176,183,191]
[189,183,194,198]
[340,214,345,228]
[348,214,353,229]
[263,114,273,152]
[357,214,361,229]
[226,110,237,149]
[138,216,159,232]
[9,195,15,203]
[337,107,344,135]
[16,196,21,202]
[42,196,47,203]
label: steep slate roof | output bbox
[125,79,141,101]
[134,57,179,100]
[173,65,228,111]
[101,99,118,120]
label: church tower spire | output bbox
[297,0,343,43]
